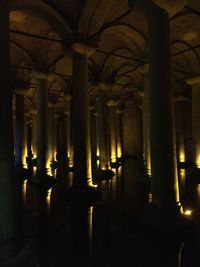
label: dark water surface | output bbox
[22,159,200,267]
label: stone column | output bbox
[129,1,181,212]
[26,121,32,169]
[47,105,56,165]
[0,2,16,260]
[89,106,96,162]
[184,99,193,166]
[15,94,26,168]
[116,108,123,161]
[98,85,109,169]
[0,2,37,265]
[143,75,151,176]
[107,100,117,165]
[192,84,200,167]
[147,4,179,211]
[94,111,100,160]
[31,73,48,177]
[123,101,142,157]
[68,110,74,168]
[71,42,96,188]
[174,100,186,165]
[57,114,68,166]
[185,77,200,168]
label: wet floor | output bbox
[21,158,200,267]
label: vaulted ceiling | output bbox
[9,0,200,114]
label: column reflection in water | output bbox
[22,179,27,203]
[150,240,184,267]
[70,204,93,267]
[36,186,51,266]
[179,169,186,208]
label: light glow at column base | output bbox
[183,210,192,216]
[46,188,52,214]
[179,150,185,163]
[196,155,200,168]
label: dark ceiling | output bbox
[9,0,200,114]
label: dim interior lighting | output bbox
[117,144,122,158]
[33,166,37,176]
[91,184,98,188]
[46,188,52,214]
[179,150,185,163]
[183,210,192,216]
[96,147,100,157]
[96,159,100,168]
[147,168,151,177]
[196,155,200,168]
[47,188,52,198]
[22,179,27,201]
[197,184,200,195]
[148,193,152,204]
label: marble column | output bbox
[148,5,180,211]
[57,114,68,166]
[107,100,117,165]
[15,94,26,168]
[0,2,37,265]
[174,100,186,164]
[123,101,142,157]
[71,43,95,187]
[116,108,123,161]
[94,111,100,160]
[31,74,48,177]
[185,79,200,168]
[47,105,56,165]
[143,75,151,176]
[68,110,74,168]
[90,106,97,162]
[26,122,33,168]
[98,86,109,169]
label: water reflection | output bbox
[70,203,93,267]
[19,158,200,266]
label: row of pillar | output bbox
[0,0,192,264]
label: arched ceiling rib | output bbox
[8,0,200,109]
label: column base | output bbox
[190,166,200,184]
[14,166,30,181]
[65,185,102,205]
[110,161,122,169]
[95,169,115,181]
[29,172,55,191]
[1,245,39,267]
[178,160,192,169]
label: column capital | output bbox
[97,82,111,91]
[29,71,49,81]
[71,42,98,57]
[137,91,145,98]
[14,88,28,95]
[107,99,118,107]
[128,0,187,16]
[185,76,200,86]
[139,63,149,74]
[116,108,124,114]
[173,96,188,102]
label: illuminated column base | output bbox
[116,108,123,164]
[107,100,117,167]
